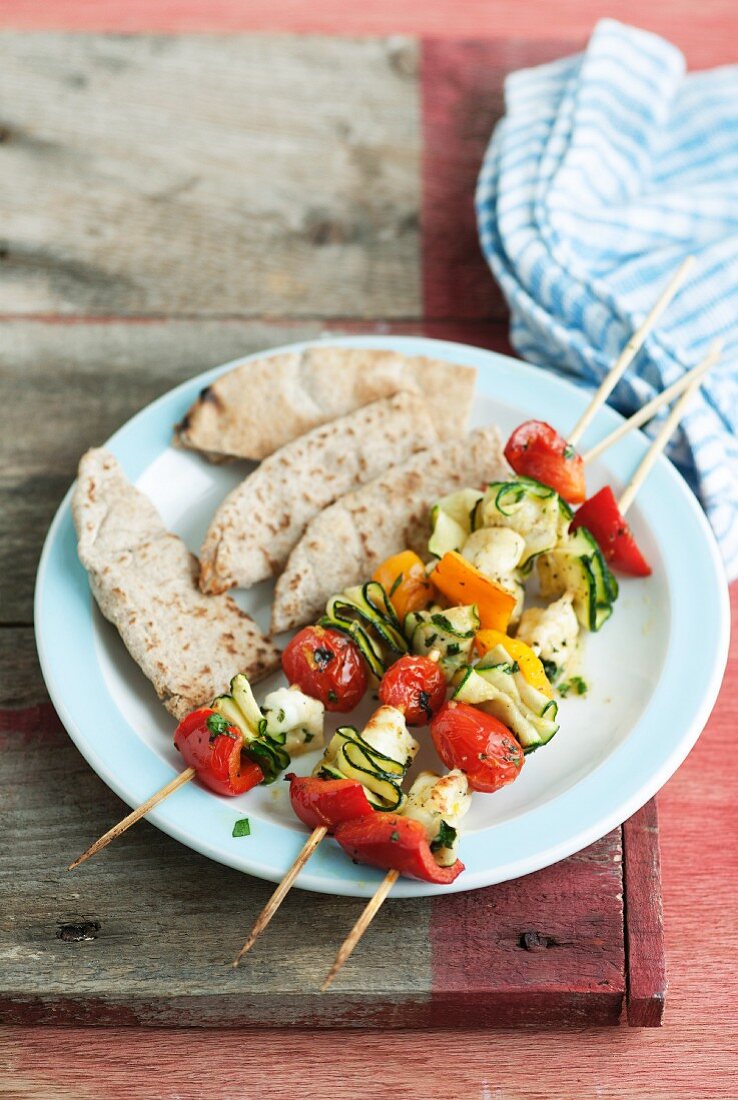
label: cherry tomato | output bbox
[378,655,447,726]
[173,708,264,797]
[287,774,374,833]
[282,625,368,712]
[431,701,524,793]
[504,420,586,504]
[334,813,464,884]
[571,486,652,576]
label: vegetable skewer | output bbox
[321,361,713,990]
[572,342,721,575]
[68,678,323,870]
[233,652,444,964]
[505,257,695,502]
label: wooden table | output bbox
[1,2,737,1096]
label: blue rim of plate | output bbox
[35,335,730,898]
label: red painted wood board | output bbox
[421,39,574,322]
[2,1,738,68]
[622,798,666,1026]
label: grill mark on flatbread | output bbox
[271,425,509,634]
[173,346,476,462]
[72,449,280,720]
[199,392,438,595]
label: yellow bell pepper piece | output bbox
[474,628,553,698]
[372,550,433,622]
[432,551,517,633]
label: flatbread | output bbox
[199,392,438,595]
[174,346,476,461]
[271,425,509,634]
[73,449,280,720]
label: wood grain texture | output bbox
[0,700,435,1027]
[622,799,666,1027]
[0,696,629,1028]
[429,831,625,1027]
[0,33,420,318]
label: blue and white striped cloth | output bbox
[476,19,738,579]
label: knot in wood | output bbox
[56,920,101,942]
[519,930,557,952]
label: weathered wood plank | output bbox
[0,703,435,1027]
[429,828,625,1027]
[0,627,46,707]
[0,700,629,1028]
[0,33,420,317]
[622,799,666,1026]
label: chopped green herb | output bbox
[232,818,251,838]
[275,708,286,725]
[390,830,400,842]
[446,642,461,657]
[206,712,235,740]
[389,572,404,597]
[559,675,588,698]
[430,613,454,632]
[430,820,457,853]
[563,443,575,460]
[541,659,559,682]
[327,689,338,703]
[303,731,315,743]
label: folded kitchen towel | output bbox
[476,18,738,578]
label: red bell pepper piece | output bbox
[287,774,374,833]
[173,707,263,797]
[571,486,652,577]
[334,813,464,885]
[504,420,586,504]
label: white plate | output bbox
[35,336,730,897]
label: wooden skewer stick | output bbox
[582,347,720,464]
[617,340,722,517]
[321,869,400,992]
[233,651,442,964]
[567,256,695,448]
[319,336,716,992]
[68,767,196,870]
[318,348,718,991]
[233,824,328,966]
